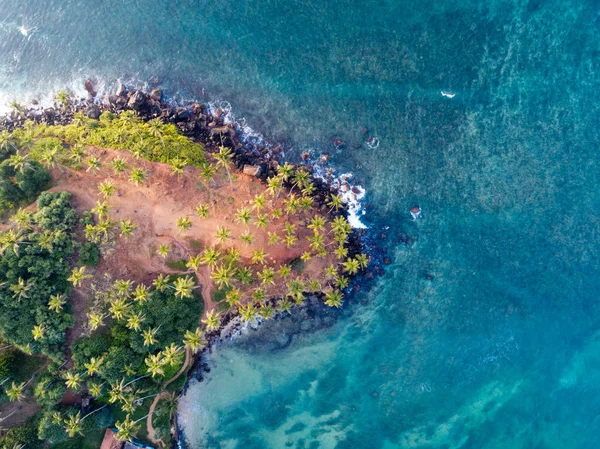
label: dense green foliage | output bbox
[0,159,52,214]
[77,241,100,267]
[0,192,77,360]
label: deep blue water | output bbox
[3,0,600,447]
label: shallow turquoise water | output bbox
[2,0,600,447]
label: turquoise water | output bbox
[3,0,600,447]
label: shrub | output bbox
[78,242,100,267]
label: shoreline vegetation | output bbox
[0,81,384,448]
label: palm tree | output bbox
[271,208,283,220]
[142,327,159,347]
[200,162,217,187]
[87,311,105,331]
[254,214,268,230]
[183,327,207,352]
[64,413,83,438]
[196,204,209,218]
[285,195,300,215]
[88,381,104,398]
[169,157,186,178]
[31,324,45,341]
[129,167,147,186]
[308,216,326,233]
[176,216,192,233]
[202,309,221,331]
[257,267,275,285]
[214,145,234,184]
[126,312,145,332]
[307,279,321,293]
[109,298,130,321]
[235,267,253,285]
[251,248,268,265]
[335,275,349,289]
[240,231,254,245]
[0,228,28,256]
[284,234,297,248]
[308,232,325,253]
[327,194,343,212]
[40,146,61,170]
[356,253,369,269]
[186,254,201,271]
[144,353,166,378]
[266,176,283,198]
[6,381,27,402]
[162,343,184,366]
[111,157,127,174]
[114,279,133,297]
[10,277,31,301]
[152,274,169,292]
[91,199,110,218]
[173,276,195,299]
[225,247,241,265]
[86,156,101,174]
[278,297,293,314]
[68,267,91,287]
[65,371,82,391]
[330,216,351,237]
[84,357,104,376]
[267,231,280,245]
[342,257,360,275]
[215,226,231,244]
[287,278,305,302]
[300,251,312,262]
[133,284,150,303]
[11,208,33,229]
[211,264,233,288]
[252,287,266,303]
[278,264,291,279]
[324,264,338,280]
[334,244,348,260]
[157,243,170,258]
[55,89,72,108]
[114,415,138,442]
[146,118,166,147]
[238,303,258,323]
[324,291,343,308]
[277,162,293,181]
[225,287,242,308]
[48,294,67,312]
[200,246,221,268]
[251,193,267,213]
[260,304,275,319]
[8,151,30,173]
[291,169,310,192]
[235,207,252,225]
[98,180,116,199]
[0,130,16,155]
[119,219,137,239]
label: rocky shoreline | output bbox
[0,81,387,448]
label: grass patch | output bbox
[212,286,231,304]
[50,428,105,449]
[151,400,173,446]
[290,257,304,274]
[165,259,188,271]
[188,239,203,251]
[12,352,46,382]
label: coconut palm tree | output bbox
[267,231,280,245]
[126,312,145,332]
[0,228,28,257]
[98,180,116,199]
[152,274,169,292]
[334,244,348,260]
[11,208,34,229]
[301,183,316,197]
[111,157,127,174]
[260,304,275,319]
[157,243,170,258]
[356,253,369,269]
[307,279,321,293]
[10,277,31,301]
[300,251,312,263]
[86,156,101,174]
[109,298,130,321]
[308,232,325,253]
[144,353,166,378]
[277,162,293,181]
[308,216,326,233]
[176,216,192,233]
[327,194,343,212]
[291,169,310,192]
[330,216,351,237]
[196,204,209,218]
[114,279,133,297]
[224,247,241,266]
[91,199,110,219]
[142,327,159,347]
[251,248,268,265]
[129,167,147,186]
[235,207,252,225]
[254,214,268,230]
[169,157,187,178]
[225,287,242,308]
[162,343,184,367]
[251,193,267,213]
[215,226,231,244]
[211,264,233,288]
[252,287,266,303]
[235,267,253,285]
[278,297,293,314]
[119,219,137,239]
[271,208,283,220]
[146,118,166,147]
[342,257,360,275]
[8,151,30,173]
[324,264,338,280]
[200,162,217,187]
[335,276,349,289]
[238,303,258,323]
[88,381,104,398]
[202,309,221,331]
[257,267,275,285]
[324,291,343,308]
[84,357,104,376]
[285,194,300,215]
[173,276,195,299]
[266,175,283,198]
[48,294,67,312]
[31,324,45,341]
[133,284,150,303]
[200,246,221,268]
[183,327,207,352]
[40,145,61,170]
[284,234,297,248]
[64,371,82,391]
[0,130,16,154]
[6,381,27,402]
[286,278,305,302]
[114,415,138,442]
[240,231,254,245]
[214,145,234,184]
[87,311,105,331]
[278,264,291,279]
[64,412,83,438]
[186,254,201,271]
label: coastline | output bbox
[0,81,387,448]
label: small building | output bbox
[99,428,154,449]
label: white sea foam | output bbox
[441,90,456,98]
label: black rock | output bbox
[174,107,190,121]
[86,104,101,120]
[150,88,162,102]
[127,90,148,111]
[84,79,97,97]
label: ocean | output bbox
[2,0,600,447]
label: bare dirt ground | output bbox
[48,147,335,330]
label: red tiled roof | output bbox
[100,428,124,449]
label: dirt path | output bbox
[147,347,191,447]
[197,267,215,320]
